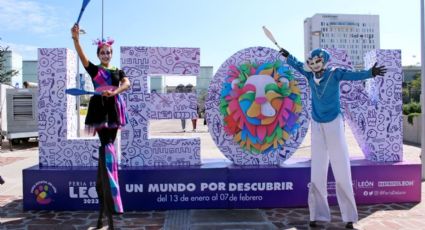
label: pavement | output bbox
[0,119,424,230]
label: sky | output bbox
[0,0,422,76]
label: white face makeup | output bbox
[98,45,113,66]
[307,56,324,73]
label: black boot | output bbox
[96,209,104,229]
[0,176,4,185]
[345,222,354,229]
[107,213,114,230]
[309,221,317,228]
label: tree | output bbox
[0,44,19,84]
[410,73,422,102]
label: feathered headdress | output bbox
[93,37,114,48]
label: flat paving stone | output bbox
[190,209,266,223]
[190,223,278,230]
[0,120,424,230]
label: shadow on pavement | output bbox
[0,196,421,230]
[0,139,38,152]
[0,197,165,229]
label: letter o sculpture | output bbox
[205,47,310,165]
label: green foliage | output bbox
[402,88,410,104]
[403,101,421,125]
[407,113,421,125]
[402,73,422,103]
[0,44,19,84]
[403,102,421,115]
[411,73,421,92]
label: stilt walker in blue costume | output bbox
[71,24,130,230]
[279,48,386,229]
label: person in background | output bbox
[23,81,38,88]
[279,47,386,229]
[176,84,187,132]
[185,84,198,132]
[191,105,199,132]
[72,24,130,230]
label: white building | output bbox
[23,60,38,83]
[304,14,380,69]
[198,66,213,93]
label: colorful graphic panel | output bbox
[206,47,311,165]
[23,159,422,211]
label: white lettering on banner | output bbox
[126,182,293,193]
[357,180,374,188]
[148,183,196,192]
[239,193,263,201]
[228,182,293,192]
[191,195,210,202]
[327,181,336,190]
[68,181,87,187]
[200,182,226,191]
[69,186,98,198]
[126,184,144,192]
[378,181,414,187]
[379,190,407,195]
[154,193,269,203]
[363,190,408,197]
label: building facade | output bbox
[304,14,380,69]
[402,66,421,82]
[198,66,214,93]
[149,75,166,93]
[23,60,38,84]
[148,66,214,94]
[2,51,23,87]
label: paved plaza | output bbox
[0,119,423,230]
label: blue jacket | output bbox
[286,54,373,123]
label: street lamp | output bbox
[76,28,86,137]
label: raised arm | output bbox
[337,62,387,81]
[71,24,89,68]
[279,48,311,78]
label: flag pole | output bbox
[101,0,104,40]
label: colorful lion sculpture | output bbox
[219,61,302,154]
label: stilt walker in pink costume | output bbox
[71,24,130,230]
[279,48,386,229]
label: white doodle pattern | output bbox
[205,47,311,165]
[205,47,403,166]
[38,47,201,167]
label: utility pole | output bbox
[76,29,86,137]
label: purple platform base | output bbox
[23,157,421,211]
